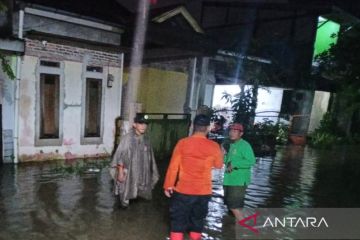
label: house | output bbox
[1,0,129,162]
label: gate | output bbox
[145,113,191,163]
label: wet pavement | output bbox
[1,145,360,240]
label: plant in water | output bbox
[309,132,337,149]
[53,158,111,175]
[309,112,341,148]
[251,118,289,145]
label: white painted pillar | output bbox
[183,57,198,115]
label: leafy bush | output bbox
[315,112,341,135]
[276,122,290,145]
[309,132,338,149]
[250,118,289,145]
[309,112,342,148]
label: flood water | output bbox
[1,145,360,240]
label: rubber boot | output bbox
[189,231,202,240]
[170,232,184,240]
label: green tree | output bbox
[0,1,6,11]
[0,54,15,79]
[316,26,360,136]
[0,1,15,79]
[221,53,288,128]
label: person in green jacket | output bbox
[223,123,256,221]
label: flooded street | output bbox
[1,145,360,240]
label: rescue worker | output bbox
[164,114,223,240]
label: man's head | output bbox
[133,114,149,135]
[193,114,211,133]
[229,123,244,141]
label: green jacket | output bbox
[223,139,256,186]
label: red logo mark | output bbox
[238,213,259,234]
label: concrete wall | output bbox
[17,39,123,162]
[123,60,189,114]
[308,91,330,133]
[289,90,315,135]
[138,68,188,113]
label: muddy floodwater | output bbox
[1,145,360,240]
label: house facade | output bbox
[18,38,123,162]
[1,3,125,162]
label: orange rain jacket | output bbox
[163,134,223,195]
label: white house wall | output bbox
[18,39,123,162]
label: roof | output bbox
[17,0,132,26]
[11,0,360,89]
[151,6,204,33]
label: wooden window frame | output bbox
[81,65,105,145]
[35,60,64,146]
[84,78,102,138]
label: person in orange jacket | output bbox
[163,114,224,240]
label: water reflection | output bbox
[311,146,360,207]
[1,145,360,239]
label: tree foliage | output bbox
[0,1,16,79]
[0,54,16,79]
[221,54,287,128]
[0,1,6,11]
[315,27,360,114]
[222,86,256,128]
[314,25,360,138]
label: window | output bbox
[35,60,63,146]
[81,65,104,144]
[40,60,61,68]
[84,78,102,137]
[86,66,103,73]
[40,74,60,138]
